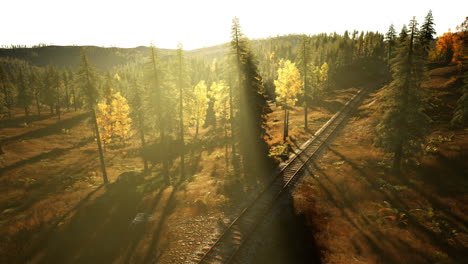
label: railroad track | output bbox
[192,86,370,264]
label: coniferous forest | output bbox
[0,7,467,264]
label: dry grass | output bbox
[0,85,365,263]
[293,65,468,264]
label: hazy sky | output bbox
[2,0,466,50]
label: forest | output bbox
[0,10,467,264]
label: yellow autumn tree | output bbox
[274,59,303,141]
[96,90,132,149]
[210,80,231,167]
[188,80,209,138]
[320,62,329,89]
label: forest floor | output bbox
[0,85,358,263]
[293,64,468,263]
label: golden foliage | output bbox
[274,59,303,108]
[187,80,209,128]
[210,80,230,121]
[96,91,132,147]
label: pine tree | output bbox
[42,66,57,114]
[298,35,312,130]
[231,17,271,184]
[129,78,149,172]
[375,17,430,173]
[68,69,78,111]
[56,77,63,121]
[16,68,32,117]
[385,24,397,64]
[29,69,41,116]
[419,10,436,58]
[63,71,70,111]
[210,80,231,168]
[77,48,108,184]
[275,60,303,141]
[0,65,13,118]
[175,43,186,179]
[148,43,170,184]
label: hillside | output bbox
[291,63,467,264]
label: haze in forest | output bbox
[2,0,466,50]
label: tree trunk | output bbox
[224,122,229,169]
[303,40,308,131]
[71,86,77,112]
[56,84,61,121]
[178,53,185,181]
[283,107,288,142]
[56,104,61,121]
[393,142,402,174]
[65,83,70,111]
[92,109,108,184]
[35,92,41,116]
[195,119,199,139]
[304,104,308,131]
[140,129,148,173]
[50,104,54,114]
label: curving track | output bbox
[192,86,371,264]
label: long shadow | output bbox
[122,182,168,263]
[0,113,54,129]
[141,152,204,263]
[0,137,92,177]
[35,182,148,264]
[315,146,467,262]
[302,163,403,264]
[316,98,345,114]
[142,184,179,264]
[124,152,201,263]
[0,112,90,145]
[23,185,105,262]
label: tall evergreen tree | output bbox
[77,48,108,184]
[0,65,13,118]
[148,44,170,184]
[63,71,70,111]
[16,68,32,117]
[419,10,436,58]
[385,24,397,64]
[175,43,186,179]
[29,69,41,116]
[129,78,149,173]
[230,17,271,184]
[375,17,430,173]
[42,66,57,114]
[298,35,312,130]
[68,69,78,111]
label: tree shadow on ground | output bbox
[0,137,92,177]
[0,112,90,144]
[308,146,466,263]
[34,181,155,264]
[0,113,53,129]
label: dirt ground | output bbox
[293,65,467,264]
[0,85,359,264]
